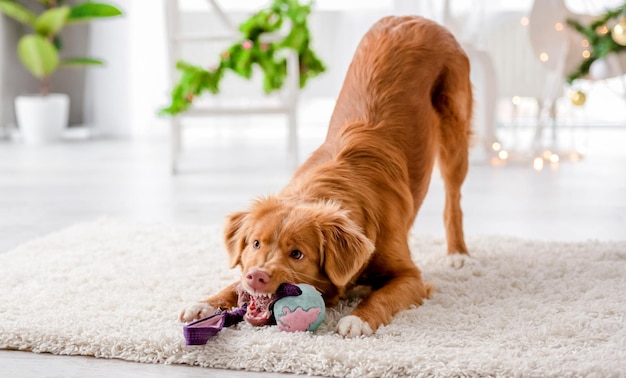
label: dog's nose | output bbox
[246,268,271,292]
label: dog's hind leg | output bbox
[432,61,472,257]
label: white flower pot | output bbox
[15,93,70,145]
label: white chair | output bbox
[164,0,300,174]
[478,10,555,154]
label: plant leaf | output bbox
[0,0,37,27]
[35,6,70,37]
[68,2,122,23]
[60,57,104,67]
[53,35,62,51]
[17,34,59,79]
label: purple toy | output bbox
[183,283,304,345]
[183,306,247,345]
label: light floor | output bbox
[1,110,625,377]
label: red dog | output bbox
[181,16,472,337]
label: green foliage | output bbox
[0,1,36,26]
[68,2,123,23]
[566,4,626,83]
[18,34,59,79]
[60,57,104,67]
[160,0,327,116]
[0,1,123,95]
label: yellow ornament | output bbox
[570,90,586,106]
[612,18,626,46]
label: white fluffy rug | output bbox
[1,219,625,377]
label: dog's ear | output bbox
[223,211,249,269]
[318,207,375,288]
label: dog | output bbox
[180,15,472,337]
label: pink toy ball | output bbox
[273,284,325,332]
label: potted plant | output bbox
[0,0,122,144]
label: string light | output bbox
[498,150,509,160]
[492,142,502,151]
[612,18,626,46]
[554,22,564,31]
[533,157,544,171]
[549,153,560,163]
[539,53,549,62]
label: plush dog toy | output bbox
[183,283,325,345]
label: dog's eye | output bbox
[289,250,304,260]
[252,240,260,249]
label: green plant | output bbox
[159,0,326,116]
[0,0,122,96]
[566,3,626,83]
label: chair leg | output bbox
[287,109,298,170]
[171,116,182,175]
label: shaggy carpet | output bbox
[0,218,625,377]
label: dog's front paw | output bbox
[178,302,216,322]
[336,315,373,338]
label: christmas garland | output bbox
[160,0,326,116]
[566,3,626,83]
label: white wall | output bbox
[84,12,130,137]
[85,0,170,138]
